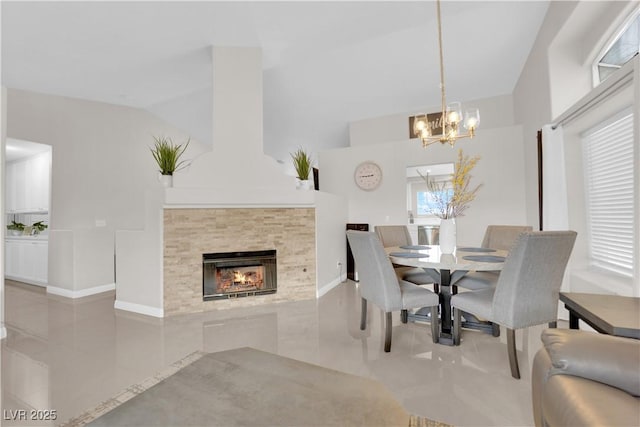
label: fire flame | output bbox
[233,270,246,284]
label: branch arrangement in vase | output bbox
[420,149,482,219]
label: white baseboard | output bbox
[114,300,164,318]
[317,273,347,298]
[47,283,116,299]
[0,325,6,339]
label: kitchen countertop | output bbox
[5,234,48,241]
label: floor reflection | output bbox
[1,279,554,426]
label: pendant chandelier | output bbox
[413,0,480,148]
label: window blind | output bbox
[583,109,634,276]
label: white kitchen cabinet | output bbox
[26,153,50,212]
[5,239,20,278]
[6,151,51,213]
[5,239,48,286]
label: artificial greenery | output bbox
[32,221,48,232]
[290,148,313,181]
[7,221,25,231]
[150,136,190,175]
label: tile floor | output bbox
[1,280,561,426]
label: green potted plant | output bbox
[290,147,313,190]
[150,136,190,187]
[7,220,25,236]
[31,221,48,235]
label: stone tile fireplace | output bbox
[163,207,316,316]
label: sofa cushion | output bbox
[542,329,640,396]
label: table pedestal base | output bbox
[407,308,498,345]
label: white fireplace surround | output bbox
[113,47,348,317]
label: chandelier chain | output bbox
[437,0,446,121]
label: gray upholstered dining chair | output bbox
[374,225,441,324]
[451,230,577,379]
[346,230,440,351]
[374,225,441,288]
[481,225,534,251]
[374,225,413,248]
[455,225,533,291]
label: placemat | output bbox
[390,252,429,258]
[462,255,505,263]
[400,245,431,250]
[457,247,497,253]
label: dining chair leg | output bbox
[453,307,461,345]
[507,328,521,379]
[430,306,439,344]
[401,309,408,324]
[491,322,501,337]
[384,312,392,352]
[360,298,367,331]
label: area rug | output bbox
[61,348,452,427]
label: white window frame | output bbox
[592,7,640,87]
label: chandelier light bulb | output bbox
[464,108,480,130]
[447,102,462,124]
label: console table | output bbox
[559,292,640,339]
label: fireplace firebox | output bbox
[203,250,277,300]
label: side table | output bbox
[559,292,640,339]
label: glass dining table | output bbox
[386,244,508,345]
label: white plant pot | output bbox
[297,179,312,190]
[160,174,173,188]
[439,218,456,254]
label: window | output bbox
[416,188,453,216]
[594,10,640,85]
[582,109,634,277]
[406,163,454,219]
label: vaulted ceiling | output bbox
[2,1,549,162]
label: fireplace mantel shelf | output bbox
[163,187,318,208]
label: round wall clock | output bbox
[354,161,383,191]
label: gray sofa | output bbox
[532,329,640,426]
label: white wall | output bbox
[513,1,578,231]
[6,89,208,293]
[320,94,528,247]
[315,191,348,297]
[115,189,164,317]
[1,86,7,339]
[548,1,634,118]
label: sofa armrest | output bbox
[541,329,640,397]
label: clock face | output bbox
[354,162,383,191]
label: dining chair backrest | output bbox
[374,225,412,248]
[346,230,403,312]
[481,225,533,251]
[492,231,577,329]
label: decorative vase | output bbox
[439,218,456,254]
[160,174,173,188]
